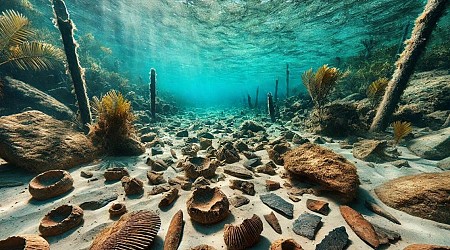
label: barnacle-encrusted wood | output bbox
[90,210,161,250]
[186,186,230,224]
[29,170,73,200]
[109,203,127,217]
[182,156,219,179]
[270,239,303,250]
[223,214,263,250]
[39,205,84,236]
[0,235,50,250]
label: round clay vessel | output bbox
[186,186,229,224]
[109,203,127,217]
[39,204,84,236]
[223,214,263,250]
[0,235,50,250]
[183,157,219,179]
[29,170,73,200]
[270,239,303,250]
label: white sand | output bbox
[0,122,449,250]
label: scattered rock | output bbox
[223,164,253,179]
[146,158,168,171]
[159,187,179,208]
[260,193,294,219]
[39,205,83,237]
[197,131,214,139]
[223,214,263,250]
[0,235,50,250]
[199,138,212,150]
[340,205,380,249]
[270,239,303,250]
[168,176,192,191]
[216,142,240,163]
[375,172,450,225]
[316,226,348,250]
[180,157,219,179]
[181,143,200,157]
[109,203,127,217]
[404,244,450,250]
[292,134,309,145]
[164,210,184,250]
[0,111,98,173]
[408,127,450,160]
[141,132,158,143]
[104,168,129,182]
[230,195,250,208]
[306,199,329,215]
[256,162,277,175]
[373,224,401,245]
[364,200,401,225]
[242,151,259,159]
[193,176,211,187]
[284,143,359,202]
[121,177,144,196]
[234,140,250,152]
[390,160,410,168]
[29,170,74,200]
[288,187,316,196]
[151,147,164,156]
[229,179,255,196]
[267,143,290,165]
[240,120,265,133]
[289,195,301,202]
[176,130,189,137]
[264,211,282,234]
[80,193,118,210]
[148,184,171,195]
[80,170,93,178]
[266,180,280,191]
[243,158,262,169]
[352,140,397,163]
[190,245,216,250]
[170,149,177,159]
[147,171,166,185]
[292,213,322,240]
[186,186,230,224]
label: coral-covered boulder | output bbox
[375,172,450,225]
[284,143,359,201]
[0,111,98,173]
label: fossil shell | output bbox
[159,187,179,208]
[90,210,161,250]
[109,203,127,217]
[186,186,230,224]
[164,210,184,250]
[104,167,129,181]
[0,234,50,250]
[39,204,84,236]
[270,239,303,250]
[29,170,73,200]
[223,214,263,250]
[182,157,219,179]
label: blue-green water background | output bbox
[6,0,449,106]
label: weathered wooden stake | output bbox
[247,94,252,109]
[254,86,259,109]
[275,78,279,102]
[150,68,156,120]
[370,0,448,132]
[286,64,290,98]
[52,0,91,129]
[268,92,276,122]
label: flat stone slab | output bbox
[229,195,250,208]
[243,158,261,169]
[223,164,253,179]
[292,212,322,240]
[260,193,293,219]
[316,226,348,250]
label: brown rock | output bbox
[403,244,450,250]
[148,184,171,195]
[223,164,253,179]
[146,158,168,171]
[223,214,263,250]
[164,210,183,250]
[39,205,84,237]
[267,143,290,165]
[306,199,329,215]
[229,195,250,208]
[289,195,301,202]
[229,179,255,196]
[104,168,129,181]
[159,188,179,208]
[266,180,281,191]
[284,143,359,202]
[147,171,166,185]
[270,239,303,250]
[181,157,219,179]
[80,170,93,178]
[168,176,192,191]
[216,142,240,163]
[256,161,277,175]
[121,177,144,196]
[375,172,450,225]
[340,205,379,248]
[199,138,212,150]
[190,245,216,250]
[0,235,50,250]
[264,211,282,234]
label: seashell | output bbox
[29,170,73,200]
[39,204,84,236]
[190,245,216,250]
[223,214,263,250]
[121,176,144,196]
[264,211,282,234]
[159,187,179,208]
[164,210,184,250]
[270,239,303,250]
[104,167,129,181]
[109,203,127,217]
[182,156,219,179]
[90,210,161,250]
[0,234,50,250]
[186,186,230,224]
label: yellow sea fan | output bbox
[367,77,389,99]
[392,121,413,145]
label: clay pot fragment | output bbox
[186,186,230,224]
[121,176,144,196]
[109,203,127,217]
[270,239,303,250]
[223,214,263,250]
[181,157,219,179]
[164,210,184,250]
[264,212,282,234]
[29,170,73,200]
[0,235,50,250]
[159,188,179,208]
[39,205,84,236]
[104,167,129,181]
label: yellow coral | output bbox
[367,77,389,100]
[392,121,413,145]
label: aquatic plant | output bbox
[302,64,346,121]
[0,10,64,70]
[88,90,140,155]
[367,77,389,104]
[392,121,412,145]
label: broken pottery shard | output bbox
[164,210,184,250]
[80,193,118,210]
[292,212,322,240]
[340,205,380,249]
[223,164,253,179]
[230,195,250,208]
[264,211,282,234]
[315,226,348,250]
[365,200,401,225]
[260,193,293,219]
[229,179,255,196]
[372,224,401,245]
[306,199,330,215]
[159,188,179,208]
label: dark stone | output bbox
[79,193,118,210]
[223,164,253,179]
[176,130,189,137]
[197,131,214,139]
[260,193,294,219]
[242,151,259,160]
[234,140,250,152]
[141,132,157,143]
[373,224,401,245]
[80,170,93,178]
[229,179,255,196]
[229,195,250,208]
[240,120,265,133]
[199,138,212,150]
[292,212,322,240]
[316,226,349,250]
[243,158,262,169]
[292,134,310,145]
[267,143,290,165]
[151,147,164,156]
[216,142,240,163]
[146,158,168,171]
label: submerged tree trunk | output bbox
[150,68,156,120]
[370,0,448,132]
[52,0,92,129]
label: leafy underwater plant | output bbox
[367,77,389,105]
[88,90,142,155]
[0,10,64,70]
[392,121,412,145]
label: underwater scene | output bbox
[0,0,449,249]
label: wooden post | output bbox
[150,68,156,120]
[254,86,259,109]
[267,92,276,122]
[247,94,252,109]
[370,0,448,132]
[286,64,290,98]
[275,78,279,103]
[52,0,91,129]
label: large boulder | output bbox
[0,77,75,121]
[408,127,450,160]
[375,172,450,225]
[0,111,98,173]
[284,143,360,202]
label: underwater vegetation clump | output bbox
[367,77,389,105]
[392,121,413,145]
[0,10,64,71]
[88,90,144,156]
